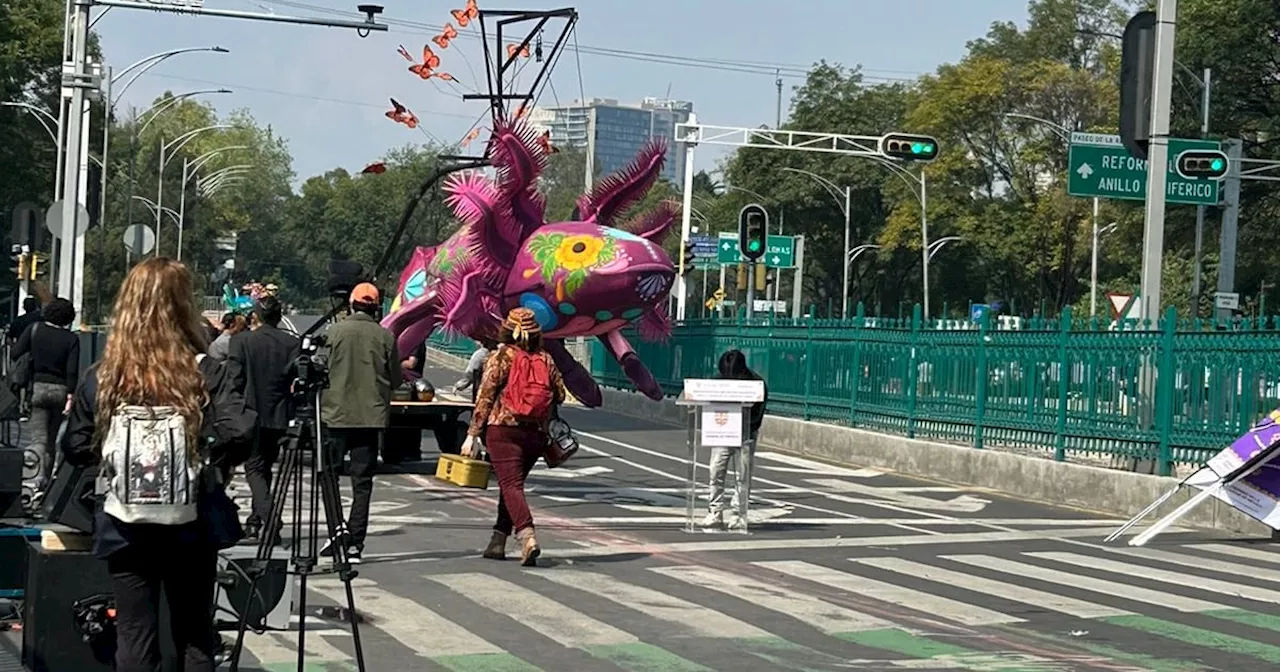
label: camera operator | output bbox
[229,295,299,544]
[60,258,254,672]
[319,283,399,563]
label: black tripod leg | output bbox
[314,421,367,671]
[228,433,300,672]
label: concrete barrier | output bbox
[429,347,1269,536]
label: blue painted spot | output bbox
[404,269,427,300]
[621,308,643,319]
[594,310,614,321]
[559,303,577,315]
[520,293,559,330]
[608,229,645,243]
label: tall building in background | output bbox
[529,97,693,187]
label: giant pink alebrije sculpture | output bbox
[381,115,678,406]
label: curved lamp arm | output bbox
[112,46,229,105]
[781,167,847,215]
[161,124,231,167]
[186,146,249,182]
[138,89,233,136]
[0,102,59,146]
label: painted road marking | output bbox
[851,557,1130,619]
[242,629,352,666]
[1101,545,1280,586]
[943,555,1225,613]
[1029,551,1280,605]
[530,569,772,639]
[753,560,1023,626]
[1190,543,1280,566]
[429,572,636,647]
[429,573,710,672]
[310,578,505,658]
[650,565,893,633]
[529,464,614,478]
[753,451,884,477]
[807,478,992,513]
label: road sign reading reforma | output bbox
[716,232,796,268]
[1067,132,1220,205]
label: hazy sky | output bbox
[96,0,1029,186]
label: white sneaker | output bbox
[726,514,747,531]
[700,512,723,528]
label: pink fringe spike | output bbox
[637,304,672,343]
[444,171,520,270]
[620,200,679,244]
[576,137,668,227]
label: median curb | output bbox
[426,347,1268,536]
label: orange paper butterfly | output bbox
[433,23,458,49]
[451,0,478,27]
[362,162,387,175]
[461,128,481,147]
[536,131,558,155]
[407,44,441,79]
[385,98,419,129]
[506,43,530,59]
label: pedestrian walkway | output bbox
[226,538,1280,671]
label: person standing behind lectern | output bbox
[701,349,767,532]
[229,295,299,543]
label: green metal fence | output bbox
[583,303,1280,475]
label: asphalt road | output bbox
[32,362,1280,671]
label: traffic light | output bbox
[1176,150,1229,180]
[86,162,102,229]
[30,253,47,280]
[681,239,697,276]
[1119,11,1157,160]
[738,203,768,262]
[879,133,939,162]
[10,246,26,281]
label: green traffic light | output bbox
[1211,158,1224,171]
[911,143,923,154]
[748,240,762,252]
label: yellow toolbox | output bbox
[435,454,492,489]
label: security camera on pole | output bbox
[738,204,768,319]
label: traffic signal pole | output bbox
[1138,0,1177,330]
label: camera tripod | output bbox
[226,361,367,672]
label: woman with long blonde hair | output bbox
[61,258,254,672]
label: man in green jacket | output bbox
[321,282,400,562]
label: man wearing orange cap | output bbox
[320,282,400,563]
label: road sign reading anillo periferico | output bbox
[1067,132,1221,206]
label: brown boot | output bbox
[482,531,507,560]
[516,528,540,567]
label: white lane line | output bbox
[543,526,1133,557]
[1189,543,1280,566]
[1100,545,1280,586]
[944,555,1225,613]
[755,560,1023,626]
[310,578,503,657]
[575,440,939,535]
[649,565,893,634]
[753,451,885,477]
[429,573,636,647]
[852,557,1130,619]
[1029,552,1280,605]
[531,569,771,639]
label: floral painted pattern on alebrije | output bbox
[429,245,470,275]
[527,232,617,301]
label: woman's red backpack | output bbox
[501,349,555,422]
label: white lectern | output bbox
[677,379,766,534]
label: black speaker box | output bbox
[22,543,114,672]
[41,463,98,534]
[0,448,23,519]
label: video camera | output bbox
[292,333,329,398]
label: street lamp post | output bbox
[780,167,851,316]
[178,161,251,260]
[156,124,230,256]
[1091,222,1119,318]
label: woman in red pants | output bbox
[461,307,565,566]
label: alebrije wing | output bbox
[636,303,672,343]
[619,199,679,245]
[443,170,519,272]
[575,137,668,228]
[488,116,548,238]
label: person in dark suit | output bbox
[228,295,299,542]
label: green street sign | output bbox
[1067,132,1220,205]
[716,233,796,268]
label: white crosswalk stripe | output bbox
[851,556,1131,618]
[531,569,772,639]
[1100,545,1280,585]
[429,572,638,647]
[1028,551,1280,605]
[1189,543,1280,565]
[754,560,1024,626]
[943,554,1225,612]
[649,564,894,633]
